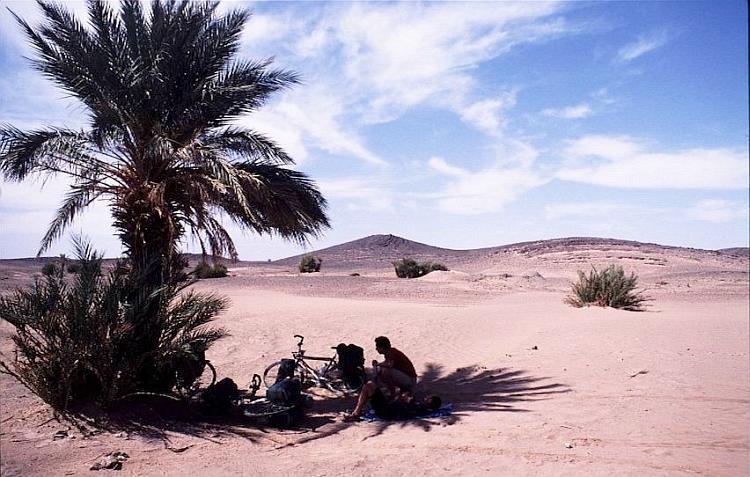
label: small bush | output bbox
[565,265,650,311]
[66,261,82,274]
[299,254,322,273]
[392,258,448,278]
[193,261,228,279]
[41,262,59,277]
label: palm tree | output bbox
[0,0,329,399]
[0,0,329,279]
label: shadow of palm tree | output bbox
[59,364,568,447]
[360,363,569,436]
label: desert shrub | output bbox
[41,262,59,277]
[0,238,228,411]
[66,261,82,274]
[193,261,228,279]
[393,258,449,278]
[565,265,650,311]
[299,254,322,273]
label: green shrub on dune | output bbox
[565,265,650,311]
[299,254,322,273]
[393,258,448,278]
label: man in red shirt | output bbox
[373,336,417,397]
[345,336,417,420]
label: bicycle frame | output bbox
[290,334,339,387]
[263,334,356,394]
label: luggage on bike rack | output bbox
[276,358,296,383]
[335,343,366,389]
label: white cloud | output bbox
[687,199,749,223]
[428,153,546,215]
[541,103,593,119]
[545,201,644,220]
[556,135,749,189]
[460,94,517,135]
[616,31,669,62]
[326,1,567,123]
[318,178,394,212]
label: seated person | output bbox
[372,336,417,397]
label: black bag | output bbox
[195,377,239,417]
[267,378,301,407]
[266,378,305,427]
[276,359,296,384]
[336,343,366,388]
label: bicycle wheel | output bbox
[322,367,366,395]
[240,398,292,418]
[195,360,217,389]
[176,360,217,399]
[263,361,284,388]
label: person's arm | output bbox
[376,349,395,368]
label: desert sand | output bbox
[1,236,748,476]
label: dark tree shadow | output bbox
[359,363,569,436]
[52,364,568,448]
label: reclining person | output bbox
[345,380,441,421]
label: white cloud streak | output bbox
[556,135,749,189]
[616,31,669,62]
[687,199,749,223]
[541,103,593,119]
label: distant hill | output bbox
[270,234,748,270]
[2,234,746,268]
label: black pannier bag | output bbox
[195,377,239,417]
[266,378,304,427]
[335,343,366,388]
[276,358,296,383]
[267,377,302,407]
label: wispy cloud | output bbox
[541,103,593,119]
[687,199,749,223]
[616,30,670,62]
[237,1,570,167]
[317,178,395,213]
[428,144,546,215]
[555,135,748,189]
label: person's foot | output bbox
[342,411,361,422]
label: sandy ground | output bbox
[0,240,747,476]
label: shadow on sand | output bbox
[62,363,568,447]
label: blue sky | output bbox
[0,1,748,260]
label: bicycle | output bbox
[263,334,365,396]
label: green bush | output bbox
[0,238,228,411]
[193,261,228,279]
[299,254,322,273]
[565,265,650,311]
[66,261,82,274]
[392,258,448,278]
[41,262,59,277]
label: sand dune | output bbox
[1,236,747,476]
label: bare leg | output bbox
[378,367,397,398]
[350,380,377,417]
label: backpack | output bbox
[276,359,296,384]
[195,377,239,417]
[266,378,302,407]
[266,378,305,427]
[335,343,366,388]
